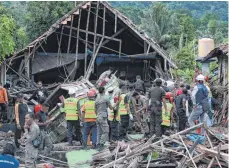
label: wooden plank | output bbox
[101,27,126,46]
[64,25,121,42]
[114,12,117,33]
[84,5,91,76]
[67,15,74,55]
[85,37,104,80]
[57,26,64,64]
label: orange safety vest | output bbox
[161,103,173,126]
[119,94,128,116]
[0,88,8,103]
[84,100,96,122]
[64,97,78,121]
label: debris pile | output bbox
[90,124,228,168]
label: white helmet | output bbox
[196,74,205,81]
[107,87,114,92]
[68,88,75,95]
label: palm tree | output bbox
[140,2,180,49]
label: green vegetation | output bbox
[0,1,228,77]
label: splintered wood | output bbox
[91,123,228,168]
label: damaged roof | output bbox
[8,1,177,68]
[202,44,228,62]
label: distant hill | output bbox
[110,1,228,21]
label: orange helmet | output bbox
[114,96,122,103]
[169,97,174,103]
[89,88,97,94]
[165,92,173,99]
[34,104,42,113]
[87,90,96,97]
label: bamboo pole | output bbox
[67,14,74,55]
[100,123,203,168]
[56,32,127,56]
[178,135,197,168]
[205,131,223,168]
[84,6,91,76]
[92,2,99,56]
[114,13,117,33]
[64,25,121,42]
[101,27,126,46]
[85,37,104,80]
[57,26,64,65]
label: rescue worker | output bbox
[0,83,8,122]
[176,88,188,131]
[96,67,114,87]
[81,91,97,149]
[126,85,136,133]
[148,78,168,138]
[95,86,114,150]
[176,83,184,96]
[107,87,120,142]
[161,92,174,135]
[63,89,82,146]
[117,86,130,141]
[0,142,19,168]
[35,103,54,155]
[21,113,40,168]
[188,74,210,128]
[132,92,149,137]
[162,82,170,92]
[134,75,146,94]
[14,93,30,148]
[28,81,49,104]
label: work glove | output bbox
[129,113,134,121]
[17,124,21,129]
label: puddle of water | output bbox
[66,149,97,168]
[129,134,144,140]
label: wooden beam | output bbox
[101,27,126,46]
[144,41,147,53]
[85,37,104,80]
[84,6,91,76]
[64,25,121,42]
[114,12,117,33]
[0,63,6,85]
[56,31,126,56]
[67,14,74,55]
[93,2,99,57]
[103,6,106,36]
[57,26,64,64]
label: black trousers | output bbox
[14,126,25,148]
[119,115,129,139]
[109,120,119,141]
[0,103,7,122]
[177,109,187,131]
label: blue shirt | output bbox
[0,154,19,168]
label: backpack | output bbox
[32,132,42,148]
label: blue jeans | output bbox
[67,120,81,145]
[83,122,97,146]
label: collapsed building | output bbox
[1,1,176,88]
[201,44,228,125]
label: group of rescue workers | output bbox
[60,72,213,152]
[0,70,214,168]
